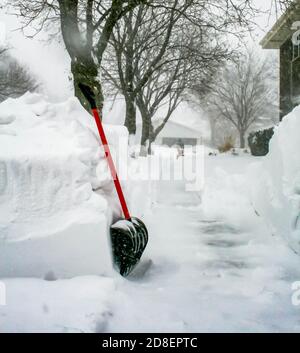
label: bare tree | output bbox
[8,0,277,120]
[200,52,277,148]
[136,31,230,154]
[136,58,186,155]
[9,0,149,113]
[274,0,295,13]
[102,0,259,141]
[102,1,193,135]
[0,48,37,102]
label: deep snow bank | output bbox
[250,106,300,252]
[0,93,128,278]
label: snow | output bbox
[0,93,131,278]
[249,106,300,253]
[0,113,16,125]
[1,1,297,334]
[0,276,115,333]
[2,151,300,332]
[107,153,300,333]
[1,94,300,332]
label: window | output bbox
[292,32,300,61]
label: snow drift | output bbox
[250,106,300,252]
[0,93,129,278]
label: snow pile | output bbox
[249,106,300,252]
[0,93,128,278]
[202,154,257,231]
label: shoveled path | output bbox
[108,156,300,333]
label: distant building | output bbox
[155,120,203,146]
[261,1,300,120]
[136,120,204,147]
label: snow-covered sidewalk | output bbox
[109,155,300,333]
[1,154,300,333]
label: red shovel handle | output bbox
[78,83,131,220]
[91,108,131,220]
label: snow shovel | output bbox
[79,83,148,277]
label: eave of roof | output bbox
[137,119,203,133]
[260,1,300,49]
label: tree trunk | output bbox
[58,1,104,114]
[239,130,246,149]
[140,113,151,156]
[124,96,137,136]
[136,95,151,156]
[72,59,104,114]
[209,116,217,147]
[147,126,157,155]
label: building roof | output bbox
[261,1,300,49]
[136,119,203,138]
[154,120,203,139]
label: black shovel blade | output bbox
[110,217,148,277]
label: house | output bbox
[261,1,300,120]
[155,120,204,147]
[136,119,205,147]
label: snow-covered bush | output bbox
[249,107,300,252]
